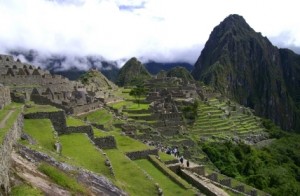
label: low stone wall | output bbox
[0,85,11,109]
[126,149,158,160]
[186,166,205,176]
[66,125,94,139]
[94,136,116,149]
[92,123,105,130]
[24,111,67,134]
[0,114,23,195]
[179,170,220,196]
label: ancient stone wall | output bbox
[65,125,94,139]
[24,111,67,133]
[126,149,158,160]
[71,101,102,115]
[0,85,11,109]
[94,136,116,149]
[0,114,23,195]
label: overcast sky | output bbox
[0,0,299,65]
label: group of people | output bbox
[165,146,180,157]
[165,146,190,167]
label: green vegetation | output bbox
[135,159,195,196]
[23,119,56,151]
[0,103,23,141]
[78,108,113,126]
[104,149,157,195]
[113,132,152,152]
[116,57,151,87]
[158,151,177,162]
[24,104,60,114]
[38,163,87,194]
[166,66,194,82]
[66,117,85,126]
[59,133,112,177]
[11,184,43,196]
[129,85,148,106]
[202,134,300,196]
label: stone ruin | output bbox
[0,84,11,110]
[0,54,103,114]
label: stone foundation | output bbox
[94,136,116,149]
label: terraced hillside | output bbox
[191,98,266,138]
[12,103,198,195]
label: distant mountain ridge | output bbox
[192,14,300,131]
[8,49,193,83]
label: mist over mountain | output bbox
[192,14,300,131]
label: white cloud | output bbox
[0,0,299,66]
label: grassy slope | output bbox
[23,119,56,151]
[24,104,60,114]
[104,149,157,195]
[59,133,112,178]
[66,117,86,126]
[135,159,195,196]
[78,109,113,125]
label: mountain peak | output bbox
[192,14,300,131]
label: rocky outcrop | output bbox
[192,14,300,131]
[0,114,23,195]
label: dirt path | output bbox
[11,151,71,196]
[0,110,14,128]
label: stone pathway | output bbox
[0,110,14,129]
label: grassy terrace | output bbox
[191,99,265,137]
[93,128,152,152]
[66,117,86,126]
[24,104,60,114]
[23,119,56,151]
[78,108,113,126]
[104,149,157,195]
[135,159,195,196]
[0,103,23,141]
[59,133,112,178]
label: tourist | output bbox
[179,156,184,164]
[186,160,190,167]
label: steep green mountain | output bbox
[79,69,117,90]
[192,14,300,131]
[116,57,151,86]
[166,66,194,82]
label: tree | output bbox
[129,85,147,107]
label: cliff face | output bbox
[192,14,300,131]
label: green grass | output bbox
[11,184,43,196]
[108,101,129,109]
[78,109,113,125]
[113,132,153,152]
[66,117,86,126]
[126,103,149,110]
[158,152,178,162]
[104,149,157,195]
[0,103,23,141]
[38,163,87,194]
[59,133,112,178]
[23,119,56,152]
[24,104,60,114]
[135,159,195,196]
